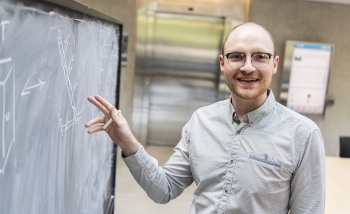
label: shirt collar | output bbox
[229,89,276,126]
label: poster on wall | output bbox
[280,41,333,115]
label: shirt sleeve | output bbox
[289,129,326,213]
[122,121,194,204]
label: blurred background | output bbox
[79,0,350,156]
[77,0,350,213]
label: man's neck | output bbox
[231,91,268,121]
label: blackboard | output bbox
[0,0,121,213]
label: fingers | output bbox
[95,95,116,114]
[85,116,105,128]
[86,125,104,134]
[86,94,120,135]
[85,116,108,134]
[87,96,109,115]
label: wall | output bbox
[249,0,350,156]
[77,0,137,125]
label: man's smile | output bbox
[237,77,259,83]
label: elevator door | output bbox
[148,12,224,146]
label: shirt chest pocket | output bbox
[235,153,293,193]
[247,153,292,176]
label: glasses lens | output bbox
[227,53,245,67]
[251,53,270,68]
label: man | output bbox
[85,22,325,213]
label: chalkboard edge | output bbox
[43,0,123,25]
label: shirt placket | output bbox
[217,124,245,214]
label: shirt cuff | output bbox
[121,144,147,171]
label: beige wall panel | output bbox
[249,0,350,156]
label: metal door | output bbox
[147,12,225,146]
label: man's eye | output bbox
[229,53,244,60]
[254,53,269,60]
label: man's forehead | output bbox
[225,23,274,50]
[230,24,270,41]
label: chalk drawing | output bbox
[1,20,10,44]
[56,29,84,135]
[98,28,118,97]
[21,78,45,96]
[0,66,15,175]
[0,58,11,65]
[0,20,15,175]
[0,21,12,66]
[100,44,118,60]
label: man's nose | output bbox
[240,56,255,72]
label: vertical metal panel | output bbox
[131,8,154,147]
[147,13,224,146]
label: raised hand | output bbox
[85,95,139,156]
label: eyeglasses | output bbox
[224,52,274,68]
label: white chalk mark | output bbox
[0,19,14,175]
[18,6,53,16]
[39,176,65,212]
[0,58,12,65]
[21,78,45,96]
[100,55,118,60]
[20,80,30,96]
[0,21,10,25]
[56,29,85,135]
[0,65,15,174]
[5,112,10,121]
[1,67,13,158]
[100,43,118,60]
[13,65,15,162]
[1,21,10,44]
[0,65,13,86]
[100,44,112,49]
[0,139,14,175]
[26,78,45,89]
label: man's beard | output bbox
[224,73,270,100]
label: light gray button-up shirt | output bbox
[123,90,325,214]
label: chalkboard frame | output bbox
[44,0,123,25]
[38,0,122,208]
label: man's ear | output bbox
[219,55,225,73]
[272,55,279,74]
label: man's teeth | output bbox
[239,78,257,82]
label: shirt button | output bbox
[237,130,240,134]
[230,159,234,164]
[225,189,228,193]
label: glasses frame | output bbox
[224,52,275,68]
